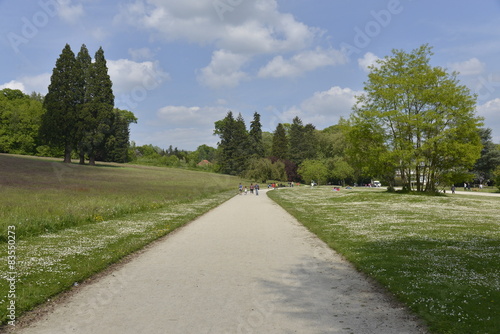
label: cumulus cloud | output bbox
[358,52,381,73]
[116,0,335,89]
[258,48,346,78]
[276,86,361,128]
[107,59,170,95]
[197,50,249,89]
[116,0,315,55]
[0,73,51,94]
[448,58,485,76]
[0,80,26,92]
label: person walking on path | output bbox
[255,183,259,195]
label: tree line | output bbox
[213,45,500,191]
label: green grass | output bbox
[0,154,245,326]
[268,186,500,334]
[0,154,238,241]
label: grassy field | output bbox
[0,154,238,241]
[0,154,244,326]
[268,186,500,334]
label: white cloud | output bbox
[258,48,346,78]
[0,80,26,92]
[157,105,226,126]
[358,52,381,73]
[197,49,249,89]
[280,86,361,128]
[116,0,316,55]
[448,58,485,76]
[116,0,329,89]
[107,59,170,95]
[0,73,51,94]
[57,0,85,23]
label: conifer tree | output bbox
[40,44,79,163]
[80,47,115,165]
[249,112,264,158]
[271,123,288,159]
[75,44,92,164]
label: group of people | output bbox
[239,183,260,195]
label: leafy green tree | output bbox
[472,128,500,184]
[40,44,80,163]
[249,112,264,158]
[349,44,483,192]
[298,159,329,185]
[271,123,288,159]
[494,167,500,191]
[0,89,44,155]
[245,158,287,182]
[194,144,217,163]
[326,156,354,186]
[80,47,115,165]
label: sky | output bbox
[1,0,500,151]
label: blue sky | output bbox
[1,0,500,150]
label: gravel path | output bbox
[14,189,427,334]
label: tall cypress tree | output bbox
[249,112,264,158]
[81,47,115,165]
[40,44,79,163]
[75,44,92,164]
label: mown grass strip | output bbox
[0,190,236,326]
[267,187,500,334]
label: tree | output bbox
[349,44,483,192]
[288,117,317,165]
[99,108,137,163]
[472,128,500,184]
[214,111,249,175]
[249,112,264,158]
[271,123,288,159]
[75,44,92,164]
[298,159,329,185]
[245,158,286,182]
[0,89,44,155]
[40,44,79,163]
[80,47,115,165]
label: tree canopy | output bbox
[348,44,483,191]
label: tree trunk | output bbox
[64,143,72,163]
[79,151,85,165]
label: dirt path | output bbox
[14,190,427,334]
